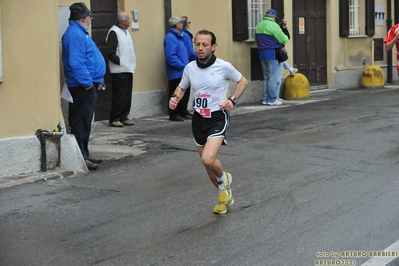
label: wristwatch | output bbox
[229,95,238,105]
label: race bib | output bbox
[193,92,211,118]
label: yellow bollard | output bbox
[361,65,384,88]
[282,73,310,100]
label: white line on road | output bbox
[368,87,399,93]
[360,240,399,266]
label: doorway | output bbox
[90,0,118,121]
[292,0,327,88]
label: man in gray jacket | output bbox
[106,12,137,127]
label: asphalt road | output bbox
[1,87,399,266]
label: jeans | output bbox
[260,59,282,103]
[282,61,291,70]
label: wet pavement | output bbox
[0,89,336,190]
[2,86,399,265]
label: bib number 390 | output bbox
[193,93,211,118]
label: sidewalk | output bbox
[0,89,337,190]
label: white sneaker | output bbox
[262,101,267,105]
[267,100,282,106]
[290,68,298,76]
[277,97,284,102]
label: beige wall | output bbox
[328,0,389,87]
[120,0,168,93]
[173,0,256,79]
[173,0,294,80]
[0,0,62,138]
[0,0,392,139]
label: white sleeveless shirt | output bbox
[106,25,136,73]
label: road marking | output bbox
[232,98,330,116]
[368,87,399,93]
[360,240,399,266]
[142,98,331,121]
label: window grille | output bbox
[247,0,265,41]
[349,0,360,36]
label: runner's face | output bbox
[194,34,215,61]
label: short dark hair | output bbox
[195,29,217,45]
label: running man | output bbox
[169,30,248,214]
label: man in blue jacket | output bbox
[164,16,191,121]
[62,2,106,170]
[255,9,288,106]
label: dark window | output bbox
[232,0,248,41]
[339,0,350,37]
[365,0,375,36]
[373,38,384,61]
[272,0,285,19]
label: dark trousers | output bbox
[109,73,133,123]
[168,78,191,117]
[68,85,99,160]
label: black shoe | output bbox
[85,160,98,170]
[181,113,193,120]
[169,115,184,122]
[87,157,102,164]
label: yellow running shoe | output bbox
[214,172,234,214]
[217,172,232,203]
[213,193,234,214]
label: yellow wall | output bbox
[121,0,168,93]
[173,0,294,80]
[0,0,62,138]
[330,0,375,72]
[173,0,256,80]
[328,0,388,87]
[173,0,231,61]
[0,0,391,139]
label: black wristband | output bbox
[228,98,236,105]
[170,94,177,98]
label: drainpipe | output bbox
[165,0,172,35]
[387,0,393,83]
[36,123,66,172]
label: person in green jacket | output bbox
[255,9,288,105]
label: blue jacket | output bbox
[164,28,189,80]
[62,21,106,88]
[182,28,196,61]
[255,17,288,60]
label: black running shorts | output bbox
[192,110,230,146]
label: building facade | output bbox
[0,0,397,177]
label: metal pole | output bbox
[40,131,47,172]
[165,0,172,35]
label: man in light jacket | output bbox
[106,11,137,127]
